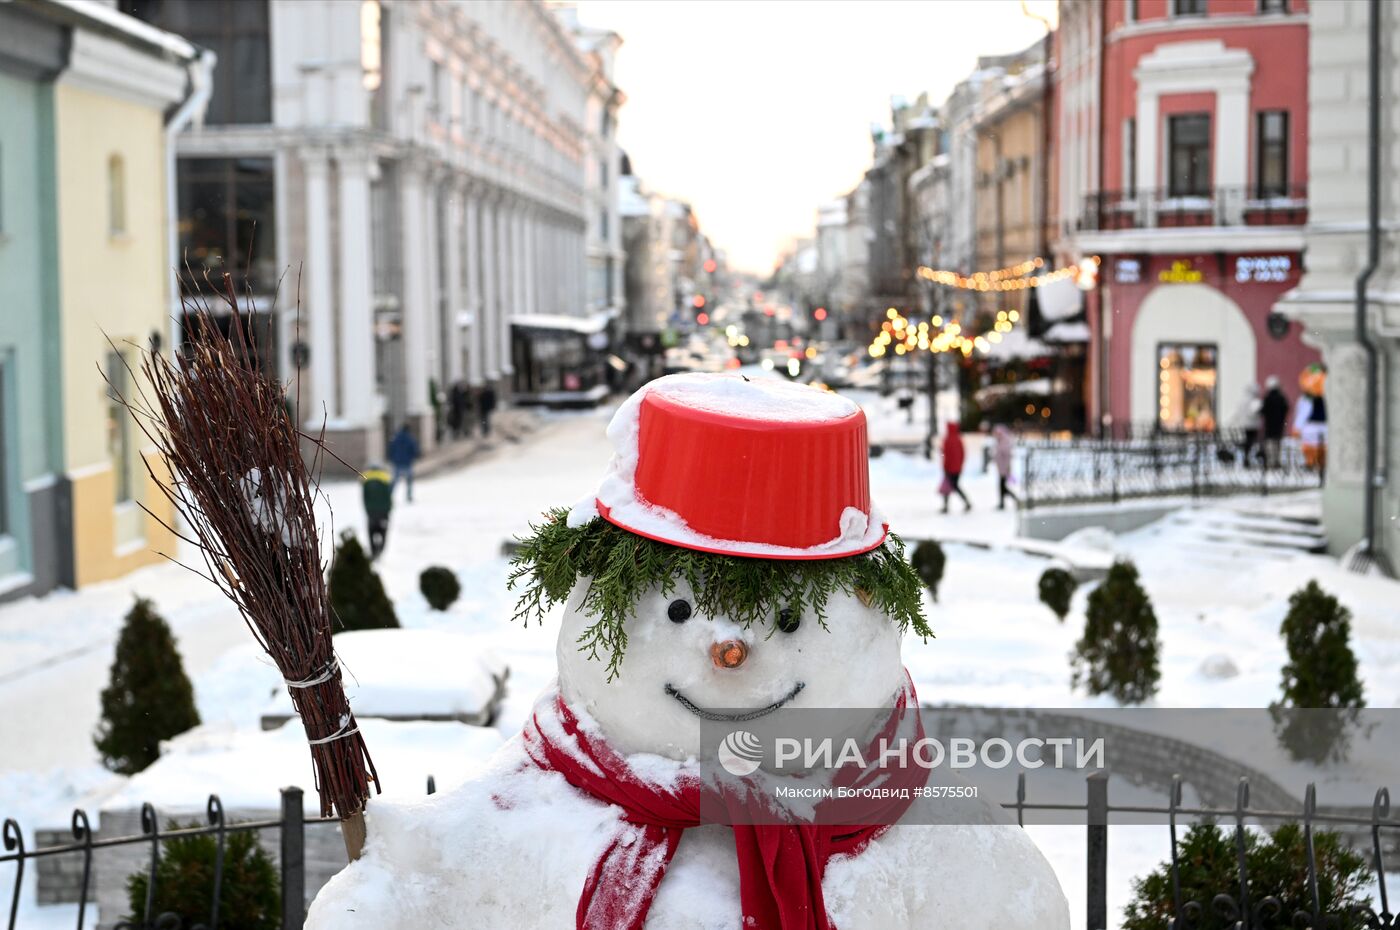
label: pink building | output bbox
[1055,0,1319,436]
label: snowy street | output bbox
[4,395,1399,927]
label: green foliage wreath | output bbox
[509,509,933,679]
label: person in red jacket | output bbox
[940,422,972,514]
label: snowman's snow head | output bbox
[509,373,932,759]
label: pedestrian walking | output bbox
[448,381,471,439]
[1260,376,1290,468]
[388,423,421,502]
[1294,363,1328,476]
[992,423,1019,510]
[940,422,972,514]
[361,463,393,559]
[478,384,498,438]
[1230,383,1262,467]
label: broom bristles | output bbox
[111,269,378,820]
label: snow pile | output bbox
[101,718,503,816]
[263,629,505,721]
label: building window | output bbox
[1158,344,1218,432]
[177,157,276,292]
[1172,0,1207,15]
[1123,118,1136,197]
[1259,0,1287,11]
[1256,111,1289,197]
[1125,0,1137,22]
[106,350,134,503]
[108,154,126,236]
[1167,114,1211,197]
[122,0,271,125]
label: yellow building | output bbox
[43,2,202,585]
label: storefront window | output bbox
[1157,343,1218,432]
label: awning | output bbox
[510,311,614,335]
[1036,275,1084,322]
[1043,321,1090,344]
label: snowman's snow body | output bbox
[305,375,1070,929]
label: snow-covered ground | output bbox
[2,394,1397,928]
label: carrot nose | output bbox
[710,639,748,669]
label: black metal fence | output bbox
[1022,428,1323,510]
[6,771,1397,929]
[1079,184,1308,231]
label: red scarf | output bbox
[522,675,924,930]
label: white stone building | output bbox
[1279,0,1400,571]
[127,0,606,466]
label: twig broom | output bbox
[111,271,378,859]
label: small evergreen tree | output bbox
[126,825,280,930]
[1038,567,1077,621]
[1271,580,1365,763]
[1072,561,1160,704]
[328,531,399,631]
[95,597,201,775]
[1122,823,1370,930]
[909,540,946,602]
[419,566,461,611]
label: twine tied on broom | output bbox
[109,271,378,856]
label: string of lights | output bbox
[916,256,1101,292]
[868,305,1023,360]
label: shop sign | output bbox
[1114,257,1142,284]
[1159,260,1203,284]
[1235,255,1293,283]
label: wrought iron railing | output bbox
[1079,185,1308,232]
[1022,428,1323,510]
[1005,774,1399,930]
[2,778,438,930]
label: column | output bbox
[480,193,500,381]
[422,170,443,404]
[399,161,431,417]
[301,149,336,423]
[442,179,464,386]
[464,188,485,387]
[336,152,376,426]
[522,206,538,317]
[500,198,516,376]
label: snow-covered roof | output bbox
[45,0,198,60]
[1043,321,1091,344]
[511,311,614,335]
[102,718,504,816]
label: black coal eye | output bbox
[776,607,800,634]
[668,599,692,623]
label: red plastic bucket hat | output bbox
[574,373,888,560]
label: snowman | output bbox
[306,373,1068,930]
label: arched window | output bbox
[108,154,126,235]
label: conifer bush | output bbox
[909,540,947,602]
[328,531,399,631]
[1072,560,1160,704]
[126,826,280,930]
[419,566,461,611]
[1122,823,1369,930]
[1271,580,1365,763]
[95,597,201,775]
[1038,566,1077,621]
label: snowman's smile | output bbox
[663,681,805,722]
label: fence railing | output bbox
[1022,428,1323,510]
[6,773,1394,929]
[1079,185,1308,231]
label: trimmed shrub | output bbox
[328,531,399,631]
[1072,561,1160,704]
[1271,580,1365,763]
[1122,823,1370,930]
[419,565,461,611]
[95,597,201,775]
[126,826,280,930]
[1038,567,1077,621]
[909,540,946,602]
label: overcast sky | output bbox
[573,0,1057,275]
